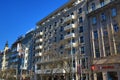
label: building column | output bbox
[102,72,108,80]
[93,73,97,80]
[117,71,120,80]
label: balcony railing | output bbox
[35,53,42,57]
[35,46,43,50]
[65,42,77,48]
[35,39,43,43]
[64,23,76,31]
[64,33,75,39]
[35,70,43,74]
[87,0,114,14]
[36,32,43,37]
[64,15,75,23]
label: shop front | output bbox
[91,64,120,80]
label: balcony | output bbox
[35,53,42,57]
[36,32,43,37]
[65,42,77,49]
[35,70,43,74]
[35,39,43,43]
[35,46,43,50]
[64,23,76,31]
[87,0,114,14]
[64,33,75,39]
[64,15,76,23]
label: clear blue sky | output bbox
[0,0,68,50]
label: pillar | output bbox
[93,73,97,80]
[117,71,120,80]
[102,72,108,80]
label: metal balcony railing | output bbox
[65,42,77,49]
[35,53,42,57]
[35,46,43,50]
[64,15,75,22]
[64,23,76,31]
[64,33,75,39]
[36,32,43,37]
[35,39,43,43]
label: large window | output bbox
[101,13,106,21]
[91,3,96,11]
[111,8,117,17]
[94,31,98,39]
[95,48,100,58]
[80,46,85,54]
[113,24,119,32]
[78,8,82,14]
[92,17,97,24]
[79,26,83,33]
[79,17,83,23]
[80,36,84,43]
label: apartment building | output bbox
[1,42,9,71]
[7,30,34,79]
[87,0,120,80]
[35,0,91,80]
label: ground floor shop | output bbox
[92,63,120,80]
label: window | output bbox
[81,46,85,54]
[113,24,119,32]
[72,29,75,33]
[80,36,84,43]
[73,60,76,68]
[95,48,100,58]
[91,3,95,11]
[54,22,57,26]
[92,17,97,24]
[78,8,82,14]
[94,31,98,39]
[101,13,106,21]
[60,19,63,23]
[60,26,64,32]
[79,17,83,23]
[60,34,64,40]
[79,26,83,33]
[72,38,75,42]
[82,58,85,69]
[72,48,76,54]
[111,8,117,17]
[54,37,57,42]
[100,0,105,7]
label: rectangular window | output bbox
[79,17,83,23]
[100,0,105,7]
[113,24,119,32]
[79,26,83,33]
[78,8,82,14]
[72,38,75,42]
[81,46,85,54]
[82,58,85,69]
[92,17,97,24]
[94,31,98,39]
[101,13,106,21]
[72,48,76,54]
[80,36,84,43]
[91,3,95,11]
[60,34,64,40]
[95,48,100,58]
[111,8,117,17]
[60,26,64,32]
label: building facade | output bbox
[87,0,120,80]
[34,0,91,80]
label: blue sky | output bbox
[0,0,68,50]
